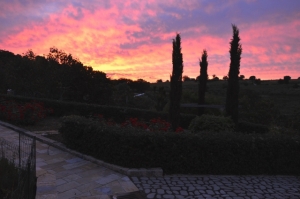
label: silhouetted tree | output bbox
[223,75,228,80]
[129,79,150,92]
[278,79,284,84]
[225,24,242,123]
[239,75,245,80]
[198,50,208,116]
[255,79,261,85]
[156,79,163,83]
[0,48,112,103]
[283,76,291,84]
[169,33,183,131]
[212,75,219,81]
[183,75,191,82]
[249,76,256,81]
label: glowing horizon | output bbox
[1,0,299,82]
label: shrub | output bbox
[0,158,20,198]
[237,121,269,134]
[60,115,300,175]
[188,114,235,133]
[290,108,300,131]
[239,89,280,125]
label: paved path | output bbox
[0,124,139,199]
[1,122,300,199]
[131,176,300,199]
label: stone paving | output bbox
[0,124,138,199]
[131,176,300,199]
[1,121,300,199]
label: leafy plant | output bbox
[239,90,280,125]
[189,114,235,133]
[0,98,53,125]
[237,121,269,134]
[0,158,19,198]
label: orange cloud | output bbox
[1,1,300,82]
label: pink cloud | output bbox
[1,0,300,82]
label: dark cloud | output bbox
[67,7,84,20]
[120,41,147,49]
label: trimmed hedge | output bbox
[60,115,300,175]
[237,121,269,134]
[0,94,195,128]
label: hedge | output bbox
[0,94,195,128]
[59,115,300,175]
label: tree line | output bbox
[0,48,150,105]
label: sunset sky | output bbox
[0,0,299,82]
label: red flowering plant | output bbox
[148,118,171,132]
[92,113,184,133]
[0,98,54,125]
[121,118,148,130]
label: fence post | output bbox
[27,161,31,199]
[32,136,36,199]
[19,132,21,168]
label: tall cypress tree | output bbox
[170,34,183,131]
[198,50,208,116]
[225,24,242,123]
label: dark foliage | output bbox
[0,94,195,128]
[183,76,191,82]
[283,76,291,84]
[0,158,19,198]
[225,25,242,123]
[278,79,284,84]
[249,76,256,81]
[0,158,33,198]
[0,48,112,105]
[237,121,269,134]
[60,115,300,175]
[155,87,167,111]
[170,34,183,131]
[189,114,234,133]
[254,78,261,85]
[239,89,281,125]
[128,79,150,92]
[198,50,208,116]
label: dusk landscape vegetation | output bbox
[0,1,300,197]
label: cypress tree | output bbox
[198,50,208,116]
[169,34,183,131]
[225,24,242,123]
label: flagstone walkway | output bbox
[0,123,139,199]
[1,121,300,199]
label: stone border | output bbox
[0,121,163,177]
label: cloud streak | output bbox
[1,0,299,82]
